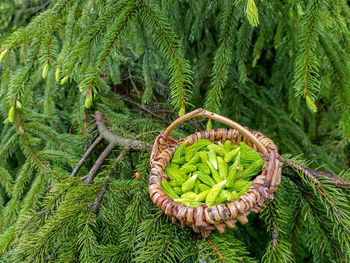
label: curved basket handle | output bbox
[164,108,267,154]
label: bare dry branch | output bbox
[69,135,103,177]
[91,148,129,211]
[82,143,115,184]
[94,111,152,151]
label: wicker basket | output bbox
[149,109,283,237]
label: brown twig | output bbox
[91,148,128,211]
[83,143,115,184]
[284,160,350,189]
[91,176,111,212]
[69,135,103,177]
[128,67,140,97]
[206,237,225,262]
[119,95,164,120]
[76,111,150,183]
[76,111,151,204]
[94,111,152,151]
[307,169,350,189]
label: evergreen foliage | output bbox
[0,0,349,262]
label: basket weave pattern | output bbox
[149,109,283,237]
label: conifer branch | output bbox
[268,203,279,249]
[0,167,14,195]
[204,0,238,113]
[1,1,349,261]
[64,55,78,80]
[206,237,225,262]
[59,1,129,81]
[237,20,253,83]
[142,3,183,108]
[199,233,257,262]
[302,22,316,98]
[7,42,41,105]
[20,133,62,181]
[3,0,69,52]
[261,178,294,263]
[46,37,52,64]
[92,177,110,209]
[139,1,193,112]
[0,236,13,258]
[25,122,64,147]
[54,0,71,15]
[296,183,347,260]
[283,163,350,242]
[16,114,63,182]
[290,208,301,253]
[87,2,139,96]
[284,160,350,189]
[291,0,327,113]
[319,32,350,139]
[283,164,347,227]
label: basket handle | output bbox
[164,108,267,153]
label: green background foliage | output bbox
[0,0,349,262]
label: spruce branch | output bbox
[283,161,350,259]
[204,0,238,113]
[15,114,63,182]
[198,233,257,262]
[260,178,294,263]
[289,174,348,261]
[82,2,140,100]
[291,0,328,113]
[3,0,70,52]
[1,1,349,262]
[319,32,350,139]
[25,122,64,148]
[139,0,193,113]
[24,0,51,14]
[0,167,14,196]
[267,203,279,249]
[284,160,350,189]
[19,173,46,214]
[0,226,15,258]
[237,20,253,83]
[302,25,315,98]
[283,161,349,228]
[54,0,72,15]
[59,0,129,82]
[206,237,225,262]
[128,67,141,97]
[6,42,41,106]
